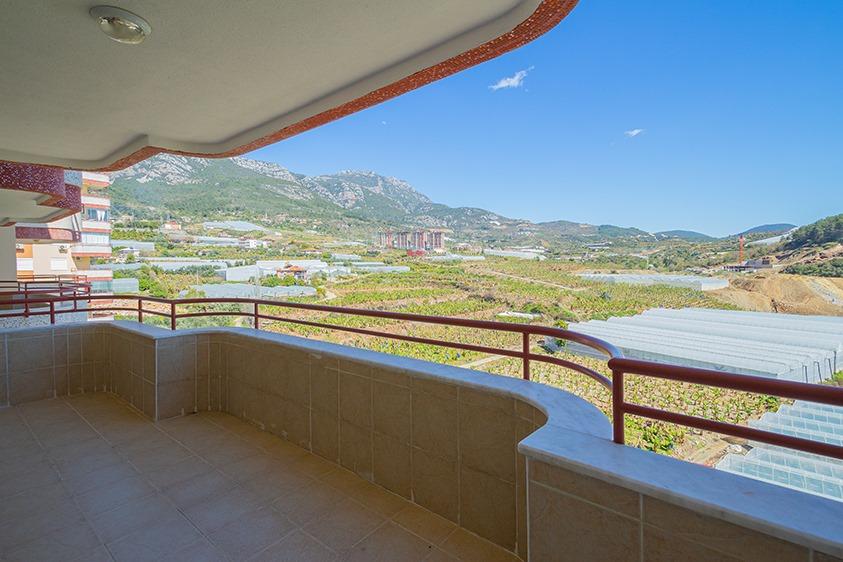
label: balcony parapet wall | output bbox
[0,321,841,560]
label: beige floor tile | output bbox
[75,474,154,516]
[251,530,339,562]
[37,424,100,450]
[164,470,236,509]
[345,522,436,562]
[259,435,309,459]
[199,436,262,467]
[439,528,520,562]
[145,455,213,490]
[243,467,313,502]
[183,485,266,534]
[115,432,175,456]
[0,501,85,553]
[78,545,115,562]
[0,394,527,562]
[219,452,278,484]
[125,442,193,474]
[208,506,295,560]
[54,448,125,480]
[106,515,203,562]
[272,478,347,526]
[48,436,114,464]
[90,493,181,544]
[302,497,385,554]
[290,450,337,477]
[0,443,47,474]
[344,480,409,518]
[62,461,139,496]
[159,539,228,562]
[0,482,70,522]
[6,520,101,562]
[393,504,458,546]
[423,547,460,561]
[0,462,60,498]
[319,465,368,491]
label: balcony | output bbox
[82,220,111,233]
[0,279,90,328]
[81,194,111,208]
[73,244,112,258]
[1,316,842,561]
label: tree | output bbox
[785,214,843,249]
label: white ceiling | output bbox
[0,0,561,171]
[0,190,71,225]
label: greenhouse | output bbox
[568,308,842,382]
[718,400,843,503]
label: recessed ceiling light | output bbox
[89,6,151,45]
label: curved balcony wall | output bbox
[1,321,841,560]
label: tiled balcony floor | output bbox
[0,394,519,562]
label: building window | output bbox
[50,258,68,271]
[84,208,110,222]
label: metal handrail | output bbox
[0,292,618,389]
[608,358,843,460]
[0,280,91,317]
[2,291,843,460]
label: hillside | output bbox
[737,223,797,237]
[109,155,653,243]
[654,230,715,241]
[783,214,842,250]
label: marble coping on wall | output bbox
[521,414,843,560]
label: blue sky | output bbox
[249,1,843,238]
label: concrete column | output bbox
[0,227,16,280]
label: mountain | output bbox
[108,154,687,244]
[654,230,715,241]
[736,223,797,237]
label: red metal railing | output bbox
[0,279,91,319]
[609,358,843,460]
[2,291,843,460]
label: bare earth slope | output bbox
[712,274,843,316]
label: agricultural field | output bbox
[116,256,776,457]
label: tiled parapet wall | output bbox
[0,323,110,406]
[521,428,843,561]
[213,330,559,556]
[108,326,156,418]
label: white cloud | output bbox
[489,66,534,91]
[624,128,645,138]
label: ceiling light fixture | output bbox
[90,6,151,44]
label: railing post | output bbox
[137,298,143,323]
[612,369,625,444]
[253,301,260,330]
[49,300,55,324]
[522,332,530,380]
[170,302,176,330]
[24,287,29,317]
